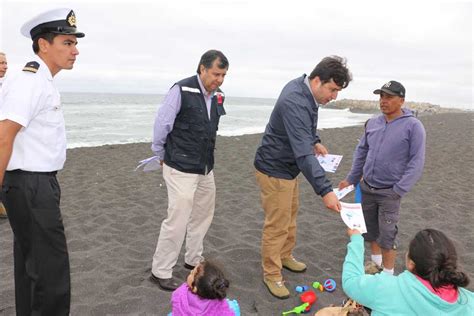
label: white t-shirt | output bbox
[0,57,66,172]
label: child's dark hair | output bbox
[409,229,470,289]
[192,260,229,299]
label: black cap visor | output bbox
[31,21,85,39]
[50,27,85,38]
[373,88,400,96]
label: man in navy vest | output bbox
[254,56,351,299]
[150,50,228,291]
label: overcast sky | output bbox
[0,0,472,109]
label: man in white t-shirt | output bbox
[0,9,84,315]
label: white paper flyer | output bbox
[316,154,343,173]
[333,185,355,200]
[135,156,162,172]
[340,202,367,233]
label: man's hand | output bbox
[322,191,341,213]
[338,179,351,190]
[347,228,361,237]
[314,143,328,156]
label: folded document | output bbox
[135,156,161,172]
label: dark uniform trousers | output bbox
[2,170,70,316]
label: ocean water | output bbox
[62,92,373,148]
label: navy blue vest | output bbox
[164,75,226,174]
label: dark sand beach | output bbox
[1,112,473,315]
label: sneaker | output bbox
[281,256,307,273]
[0,203,7,219]
[263,278,290,299]
[364,261,383,275]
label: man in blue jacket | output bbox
[254,56,351,299]
[339,80,426,275]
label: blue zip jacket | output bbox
[346,109,426,197]
[343,234,474,315]
[254,75,332,197]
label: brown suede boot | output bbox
[263,278,290,299]
[281,255,307,273]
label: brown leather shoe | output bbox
[150,274,180,291]
[183,263,195,270]
[282,256,307,273]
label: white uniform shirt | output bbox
[0,57,66,172]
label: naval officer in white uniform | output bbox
[0,8,84,315]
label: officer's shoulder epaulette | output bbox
[23,61,40,73]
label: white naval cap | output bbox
[20,8,85,39]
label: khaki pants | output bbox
[152,164,216,278]
[255,170,299,281]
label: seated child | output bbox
[342,228,473,315]
[169,260,240,316]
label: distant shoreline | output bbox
[61,92,471,113]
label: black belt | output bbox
[7,169,57,176]
[363,179,391,190]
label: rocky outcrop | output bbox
[325,99,465,114]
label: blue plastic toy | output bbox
[323,278,336,292]
[295,285,309,293]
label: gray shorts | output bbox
[360,180,401,250]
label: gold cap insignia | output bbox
[67,11,77,27]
